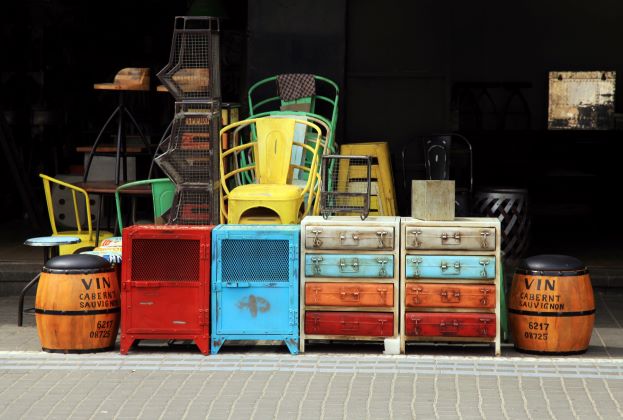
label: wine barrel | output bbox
[35,254,120,353]
[509,255,594,354]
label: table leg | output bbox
[17,273,41,327]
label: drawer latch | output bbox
[441,289,461,303]
[311,256,323,275]
[311,229,323,247]
[376,258,388,277]
[410,257,423,278]
[479,258,491,278]
[480,231,490,248]
[376,231,388,248]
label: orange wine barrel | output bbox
[35,254,120,353]
[509,255,594,354]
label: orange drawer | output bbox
[305,282,393,307]
[405,283,495,309]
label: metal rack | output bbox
[320,155,372,220]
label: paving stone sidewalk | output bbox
[1,291,622,419]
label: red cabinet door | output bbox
[305,311,393,337]
[405,312,496,338]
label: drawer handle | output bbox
[340,289,360,301]
[312,287,321,303]
[377,319,387,333]
[439,320,460,334]
[376,231,388,248]
[339,258,359,272]
[311,229,323,247]
[479,259,491,277]
[479,318,492,336]
[480,231,490,248]
[411,229,422,248]
[311,256,323,275]
[340,232,360,246]
[340,320,360,332]
[412,318,421,336]
[410,257,423,277]
[440,231,461,243]
[440,261,461,273]
[312,315,320,332]
[410,286,423,304]
[376,258,388,277]
[480,288,491,305]
[377,288,388,302]
[440,289,461,303]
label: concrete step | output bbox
[0,261,40,297]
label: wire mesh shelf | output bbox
[157,16,221,101]
[320,154,372,220]
[168,186,216,225]
[155,101,221,184]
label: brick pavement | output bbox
[1,292,622,419]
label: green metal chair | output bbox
[115,178,176,231]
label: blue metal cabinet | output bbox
[304,254,394,278]
[405,255,495,279]
[211,225,299,354]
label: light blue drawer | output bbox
[405,255,495,279]
[305,254,394,278]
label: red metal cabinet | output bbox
[405,283,495,309]
[404,313,496,338]
[305,312,393,337]
[121,225,213,355]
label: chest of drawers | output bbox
[300,216,400,352]
[400,217,502,355]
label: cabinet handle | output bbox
[412,318,422,336]
[440,231,461,243]
[311,256,323,275]
[440,289,461,303]
[339,258,359,272]
[480,231,490,248]
[479,259,491,277]
[410,286,423,304]
[410,257,423,277]
[376,231,388,248]
[411,229,422,248]
[376,258,388,277]
[312,287,321,303]
[480,288,491,305]
[479,318,492,336]
[340,320,360,332]
[311,229,323,247]
[377,288,388,302]
[340,289,360,301]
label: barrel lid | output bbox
[43,254,114,274]
[517,254,585,272]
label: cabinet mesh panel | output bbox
[157,16,220,101]
[221,239,289,282]
[131,238,200,281]
[168,187,213,225]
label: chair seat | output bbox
[230,184,303,201]
[54,231,114,254]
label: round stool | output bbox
[509,255,594,355]
[473,187,530,262]
[18,236,81,326]
[35,254,120,353]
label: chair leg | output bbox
[17,273,40,327]
[84,106,121,182]
[124,106,151,151]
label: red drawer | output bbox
[305,311,393,337]
[404,312,496,338]
[405,283,495,309]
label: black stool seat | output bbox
[43,254,113,274]
[516,254,586,275]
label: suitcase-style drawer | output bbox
[405,255,495,279]
[305,254,394,278]
[305,312,393,337]
[405,283,495,309]
[405,226,496,251]
[305,226,395,250]
[305,282,394,307]
[404,312,496,338]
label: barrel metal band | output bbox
[508,308,595,317]
[42,267,116,274]
[514,268,588,276]
[35,307,120,315]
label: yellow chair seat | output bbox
[229,184,303,201]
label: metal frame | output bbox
[320,155,372,220]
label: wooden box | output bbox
[411,180,455,221]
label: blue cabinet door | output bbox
[405,255,495,279]
[304,254,394,278]
[215,282,294,335]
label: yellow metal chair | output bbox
[40,174,113,254]
[219,117,322,224]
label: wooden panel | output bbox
[411,180,455,221]
[405,283,495,309]
[404,312,496,338]
[305,254,394,278]
[305,282,393,307]
[305,225,394,250]
[305,311,393,336]
[405,255,495,279]
[405,226,496,251]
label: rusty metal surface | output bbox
[548,71,616,130]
